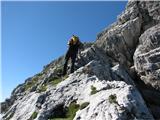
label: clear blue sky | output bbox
[1,1,127,102]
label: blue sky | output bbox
[1,1,127,102]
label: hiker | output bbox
[63,35,83,75]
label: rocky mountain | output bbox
[1,1,160,120]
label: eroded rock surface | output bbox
[134,24,160,90]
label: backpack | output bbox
[69,36,79,45]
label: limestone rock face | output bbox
[134,24,160,90]
[36,61,153,120]
[96,1,142,67]
[1,1,160,120]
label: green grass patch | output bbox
[80,102,90,110]
[48,75,68,86]
[30,111,38,119]
[49,102,80,120]
[65,102,80,120]
[108,94,117,104]
[24,77,39,91]
[90,85,98,95]
[49,78,62,86]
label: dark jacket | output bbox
[66,39,83,58]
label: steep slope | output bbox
[1,1,160,120]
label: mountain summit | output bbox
[1,1,160,120]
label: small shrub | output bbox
[24,83,33,91]
[24,77,38,91]
[55,66,63,74]
[66,102,80,119]
[30,111,38,119]
[32,77,39,82]
[80,102,90,110]
[37,85,47,93]
[48,74,68,86]
[90,85,98,95]
[109,94,117,104]
[36,73,43,77]
[49,78,62,86]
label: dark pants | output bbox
[63,52,77,75]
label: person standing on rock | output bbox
[63,35,83,75]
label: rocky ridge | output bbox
[1,1,160,120]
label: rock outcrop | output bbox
[134,24,160,90]
[1,1,160,120]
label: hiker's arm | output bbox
[67,39,73,46]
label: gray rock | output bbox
[138,1,160,31]
[36,61,153,120]
[96,10,142,67]
[134,24,160,90]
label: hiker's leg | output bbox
[63,53,70,75]
[70,54,76,73]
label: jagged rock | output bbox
[134,24,160,90]
[3,93,40,120]
[74,82,152,120]
[96,1,142,67]
[35,61,153,120]
[111,64,135,86]
[138,1,160,31]
[96,1,160,68]
[133,24,160,119]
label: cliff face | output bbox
[1,1,160,120]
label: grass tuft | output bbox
[90,85,98,95]
[49,78,62,86]
[108,94,117,104]
[30,111,38,119]
[37,85,47,93]
[24,77,38,91]
[66,102,80,119]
